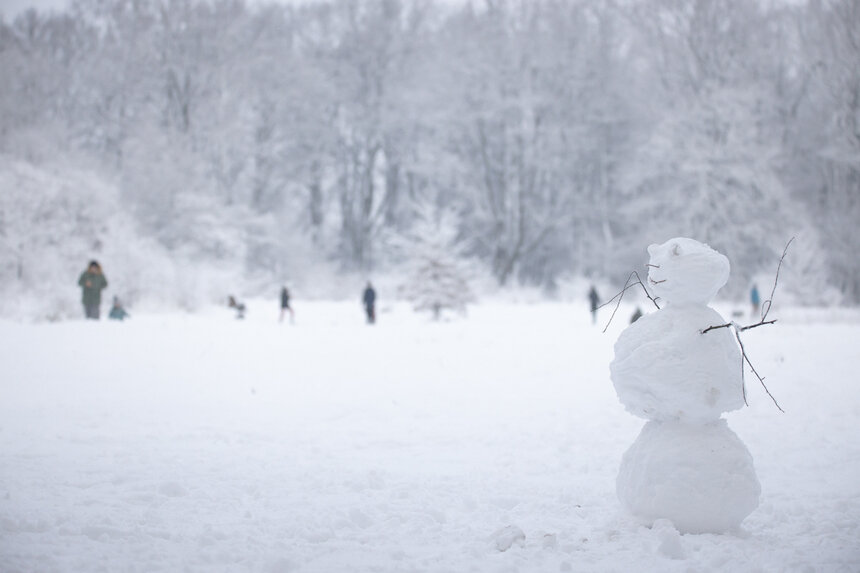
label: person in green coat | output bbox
[78,260,108,319]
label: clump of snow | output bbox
[610,305,744,423]
[541,532,558,549]
[617,420,760,534]
[652,519,687,560]
[490,525,525,552]
[646,238,730,306]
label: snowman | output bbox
[610,237,760,534]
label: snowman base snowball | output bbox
[617,419,760,534]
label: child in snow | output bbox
[109,297,130,321]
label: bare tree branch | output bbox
[701,318,778,334]
[756,236,795,325]
[739,319,778,333]
[600,239,791,412]
[733,324,784,413]
[699,238,795,412]
[700,322,732,334]
[599,270,661,333]
[701,237,795,334]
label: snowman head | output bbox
[646,238,730,306]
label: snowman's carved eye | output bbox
[671,244,681,256]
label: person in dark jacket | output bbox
[109,296,130,321]
[228,295,246,319]
[78,260,108,319]
[280,286,294,324]
[362,282,376,324]
[588,285,600,325]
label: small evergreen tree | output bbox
[400,207,474,320]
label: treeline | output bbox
[1,0,858,303]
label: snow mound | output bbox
[652,519,687,560]
[490,525,525,552]
[617,420,760,534]
[610,305,744,423]
[646,238,730,306]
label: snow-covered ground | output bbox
[1,301,858,572]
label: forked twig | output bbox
[701,318,778,335]
[599,270,661,333]
[701,237,794,334]
[757,236,795,325]
[733,324,784,412]
[700,238,795,412]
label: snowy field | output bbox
[1,301,858,572]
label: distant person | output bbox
[78,260,108,320]
[109,297,130,321]
[588,285,600,325]
[280,286,294,324]
[750,284,761,318]
[228,295,246,319]
[630,307,643,324]
[362,282,376,324]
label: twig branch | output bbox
[759,236,795,324]
[699,238,795,413]
[599,271,660,333]
[701,318,778,334]
[739,319,777,332]
[732,324,749,407]
[733,324,784,412]
[701,237,795,334]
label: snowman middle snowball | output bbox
[610,238,744,423]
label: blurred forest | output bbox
[1,0,858,315]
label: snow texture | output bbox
[1,301,859,572]
[646,238,730,306]
[610,305,744,423]
[617,420,761,534]
[491,525,526,552]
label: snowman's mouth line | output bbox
[645,264,665,285]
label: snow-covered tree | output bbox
[1,0,858,310]
[620,0,816,297]
[791,0,860,303]
[399,206,474,320]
